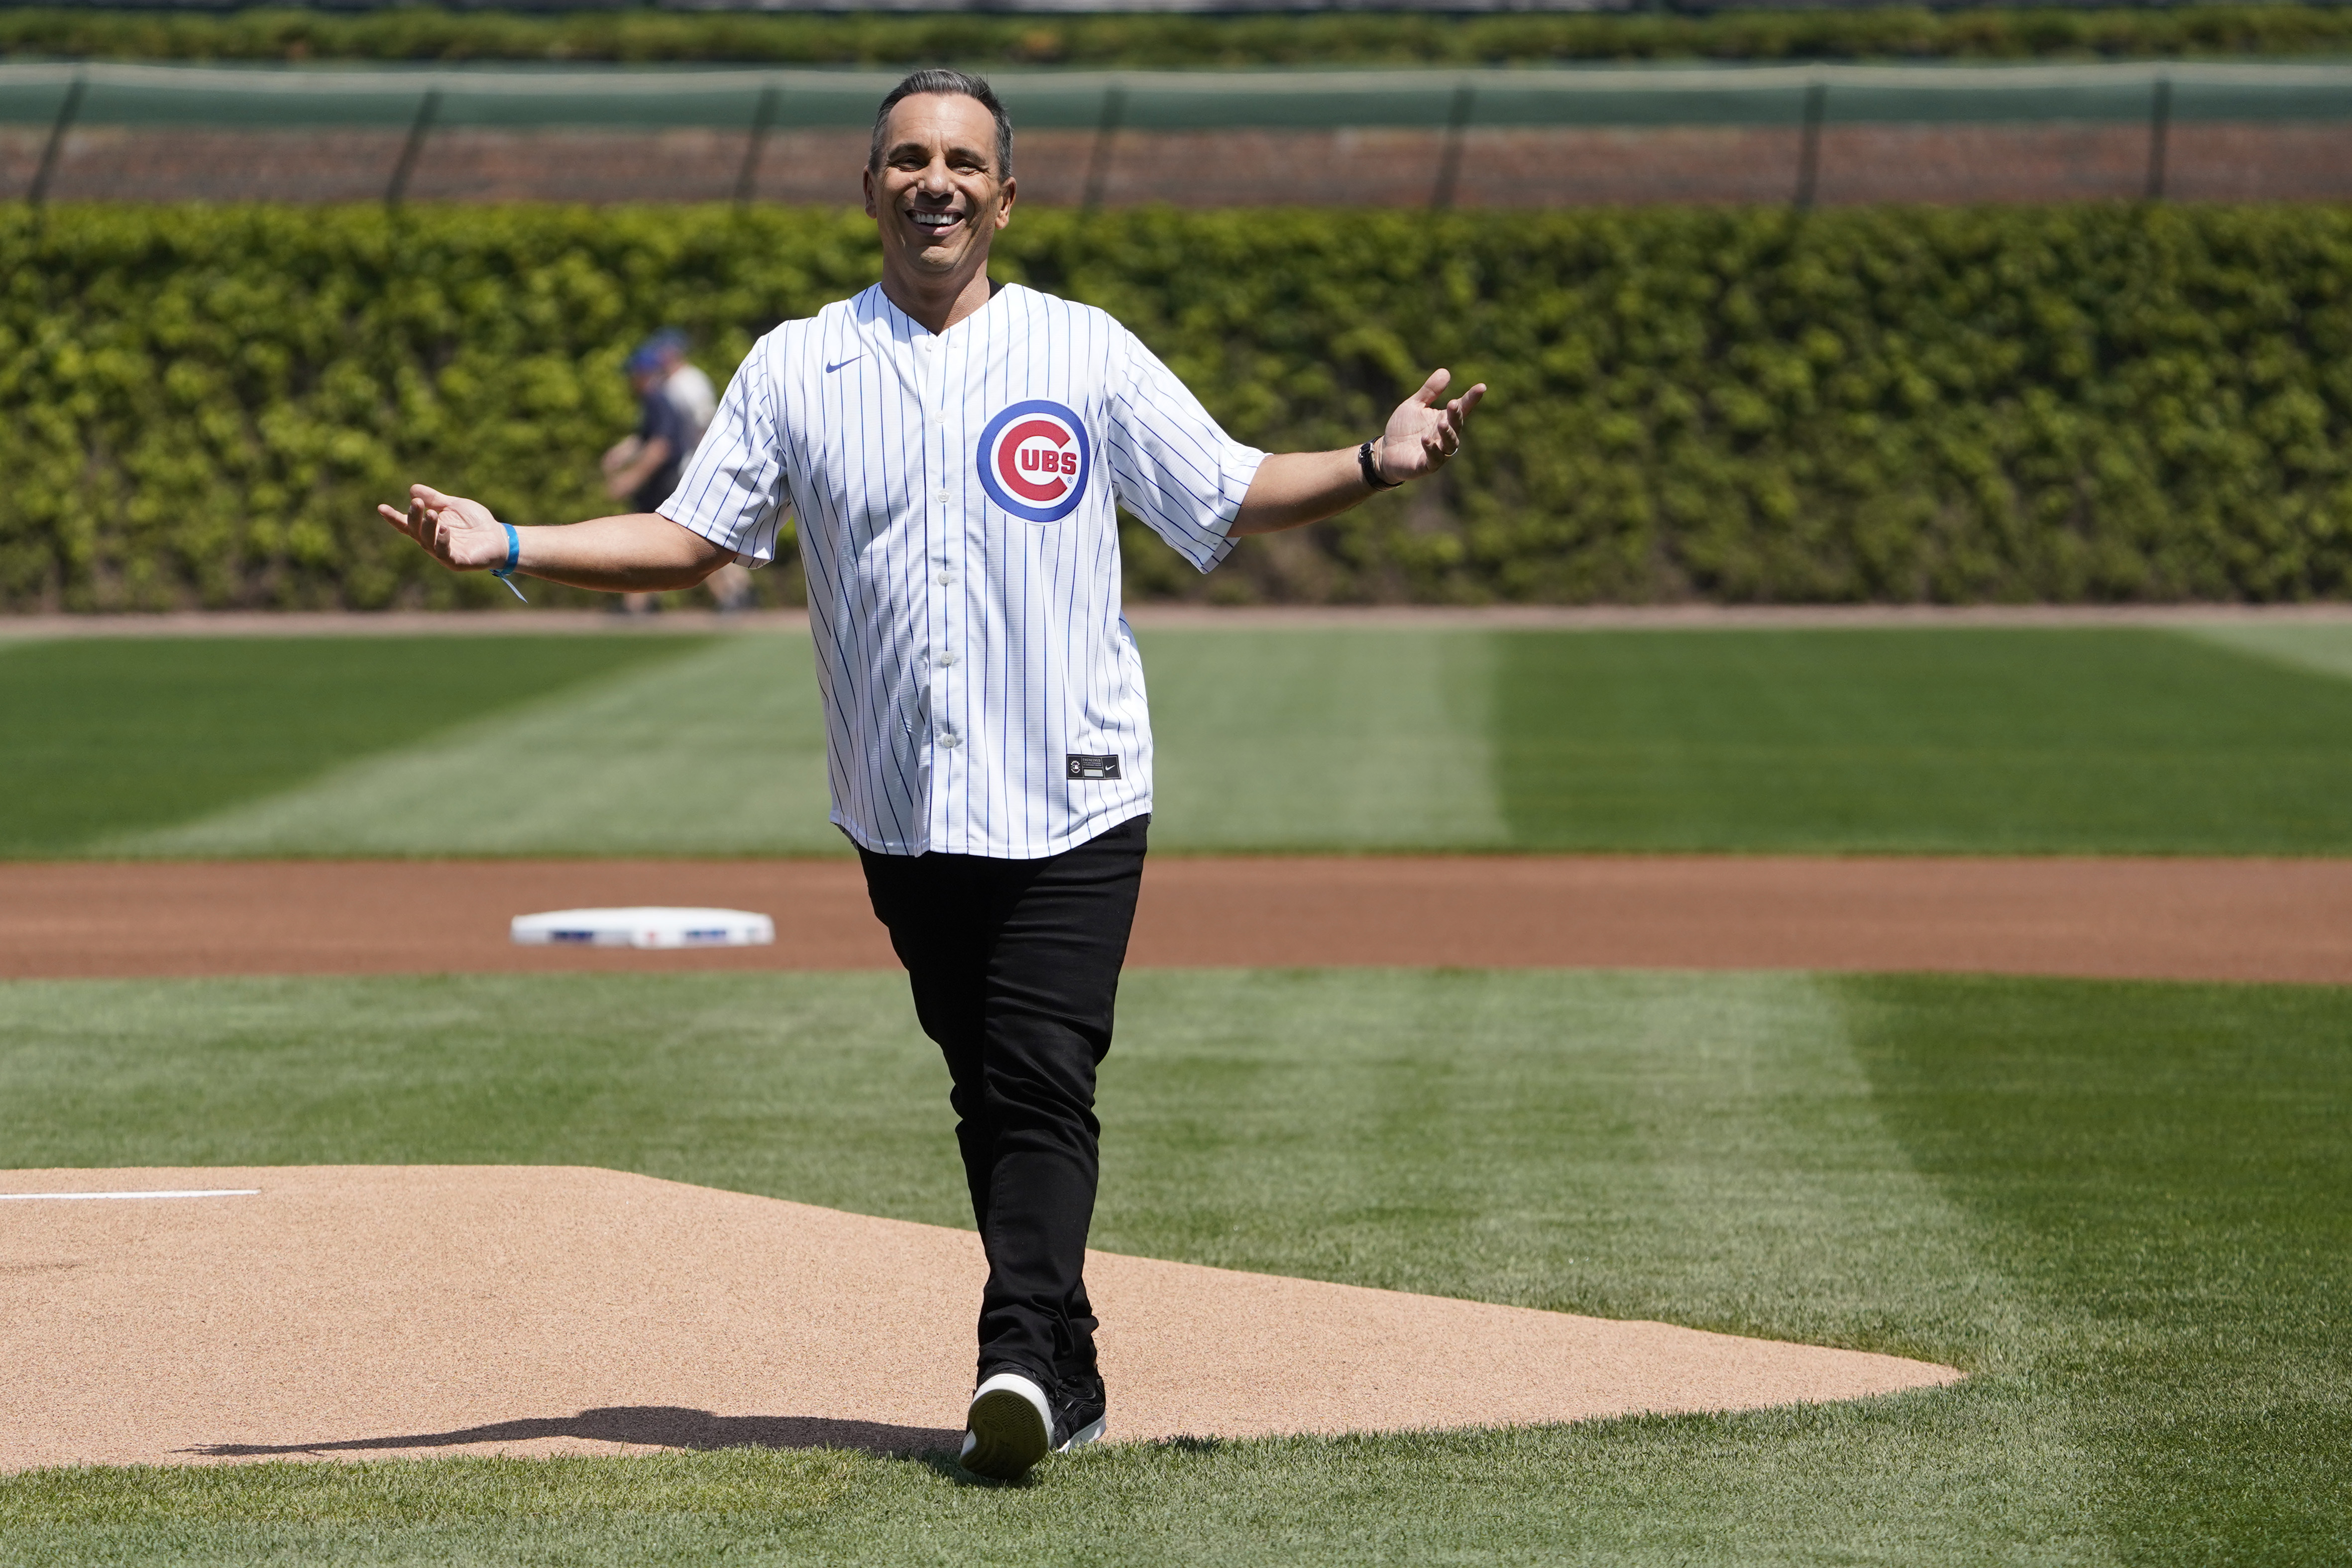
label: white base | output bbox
[509,907,775,950]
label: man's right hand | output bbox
[372,490,734,593]
[376,484,507,573]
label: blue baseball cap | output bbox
[623,343,664,375]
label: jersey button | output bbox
[938,733,961,749]
[936,570,955,586]
[937,651,959,668]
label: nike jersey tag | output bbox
[825,355,862,373]
[1066,754,1121,781]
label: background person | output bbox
[377,66,1481,1482]
[650,327,717,449]
[648,329,755,613]
[599,339,693,614]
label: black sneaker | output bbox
[1052,1366,1108,1452]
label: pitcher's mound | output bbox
[2,1166,1959,1471]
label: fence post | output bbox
[29,72,86,207]
[386,87,441,210]
[734,83,780,207]
[2145,75,2171,201]
[1082,81,1124,212]
[1793,79,1826,211]
[1431,80,1475,211]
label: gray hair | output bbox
[869,69,1014,180]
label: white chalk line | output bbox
[0,1189,260,1202]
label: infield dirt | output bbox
[4,853,2348,984]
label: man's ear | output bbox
[862,166,878,220]
[995,175,1016,229]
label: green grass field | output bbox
[2,968,2346,1565]
[6,620,2348,1562]
[5,621,2352,857]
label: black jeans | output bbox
[858,814,1148,1392]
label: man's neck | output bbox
[880,260,996,336]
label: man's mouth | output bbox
[908,209,965,243]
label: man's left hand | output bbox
[1374,369,1487,484]
[1230,367,1492,537]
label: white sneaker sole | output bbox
[1055,1414,1107,1453]
[960,1373,1053,1480]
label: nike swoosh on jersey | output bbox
[825,356,863,373]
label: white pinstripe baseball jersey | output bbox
[662,282,1266,860]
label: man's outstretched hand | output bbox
[372,487,737,592]
[1230,367,1492,537]
[376,484,506,572]
[1374,369,1487,484]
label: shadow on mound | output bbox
[185,1406,961,1459]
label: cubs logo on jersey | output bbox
[977,399,1092,525]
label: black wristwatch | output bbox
[1358,440,1403,491]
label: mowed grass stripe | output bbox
[114,629,1509,859]
[0,636,709,858]
[2179,619,2352,686]
[1138,629,1506,851]
[1849,974,2352,1564]
[18,623,2352,858]
[1495,627,2352,854]
[117,636,841,859]
[4,969,2345,1563]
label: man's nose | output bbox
[920,158,954,194]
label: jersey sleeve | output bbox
[659,334,790,567]
[1104,329,1266,574]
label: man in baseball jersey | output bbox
[378,67,1483,1482]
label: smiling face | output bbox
[863,93,1015,300]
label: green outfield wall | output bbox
[4,201,2350,610]
[7,59,2350,136]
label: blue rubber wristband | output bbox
[490,522,526,602]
